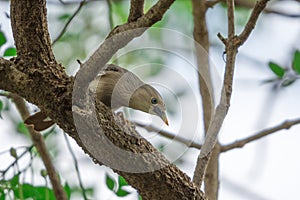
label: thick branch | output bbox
[0,57,206,199]
[128,0,144,22]
[10,0,55,63]
[221,118,300,152]
[2,0,208,198]
[73,100,207,200]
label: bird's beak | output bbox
[153,107,169,126]
[161,111,169,126]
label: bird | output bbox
[89,64,168,125]
[25,64,168,131]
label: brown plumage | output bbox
[25,64,168,131]
[89,64,168,125]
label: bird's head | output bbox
[129,84,168,125]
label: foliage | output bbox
[0,31,17,58]
[266,50,300,87]
[105,174,131,197]
[0,174,72,200]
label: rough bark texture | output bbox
[0,0,207,199]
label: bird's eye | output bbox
[151,97,158,105]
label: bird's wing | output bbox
[90,64,146,109]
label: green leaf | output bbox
[118,176,128,187]
[268,62,285,78]
[0,190,5,200]
[106,174,115,191]
[292,50,300,74]
[0,31,6,47]
[4,47,17,57]
[0,100,3,118]
[17,122,29,136]
[13,184,56,200]
[58,13,71,21]
[10,174,19,187]
[116,175,130,197]
[64,183,71,199]
[116,188,129,197]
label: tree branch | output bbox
[205,0,222,8]
[206,0,300,18]
[0,57,206,199]
[135,122,202,149]
[234,0,300,18]
[192,0,213,134]
[193,0,236,188]
[237,0,270,46]
[52,0,87,45]
[2,0,208,199]
[63,133,88,200]
[10,0,55,63]
[192,0,219,199]
[221,118,300,152]
[193,0,269,189]
[10,94,67,200]
[128,0,144,22]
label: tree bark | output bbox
[0,0,207,199]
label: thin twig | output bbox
[135,122,202,149]
[238,0,270,46]
[63,133,88,200]
[106,0,114,30]
[0,146,33,176]
[11,94,67,200]
[207,0,300,18]
[52,0,87,45]
[221,118,300,152]
[227,0,235,39]
[234,0,300,18]
[128,0,144,22]
[106,0,119,65]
